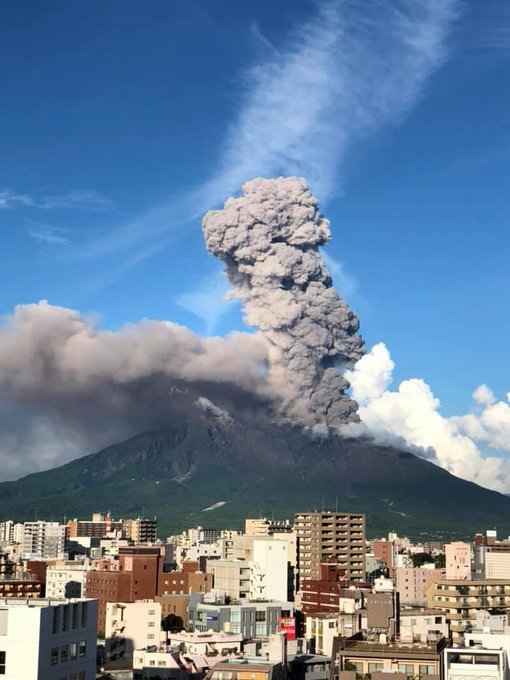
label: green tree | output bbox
[411,552,434,567]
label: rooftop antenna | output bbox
[321,496,325,512]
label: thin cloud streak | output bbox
[83,0,461,264]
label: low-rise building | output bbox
[395,567,445,606]
[105,600,162,662]
[46,560,89,599]
[444,647,509,680]
[0,597,97,679]
[167,631,242,655]
[331,633,446,680]
[188,596,294,638]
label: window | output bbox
[150,660,156,667]
[81,602,88,627]
[158,661,167,667]
[69,675,77,680]
[0,651,5,675]
[53,608,60,634]
[79,640,86,658]
[148,634,155,640]
[419,666,435,675]
[398,665,414,677]
[368,663,383,673]
[72,604,79,629]
[63,605,70,631]
[70,642,78,660]
[78,673,85,680]
[61,644,68,663]
[255,611,266,622]
[51,647,59,665]
[149,609,156,615]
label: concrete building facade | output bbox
[0,597,97,679]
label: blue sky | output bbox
[1,0,510,482]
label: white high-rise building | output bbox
[0,597,97,679]
[22,522,67,559]
[250,539,289,602]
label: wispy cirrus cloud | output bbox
[0,188,33,208]
[84,0,461,262]
[30,226,70,246]
[0,187,113,212]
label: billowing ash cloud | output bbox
[202,177,364,426]
[0,301,271,478]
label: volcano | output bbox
[0,404,508,539]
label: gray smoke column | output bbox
[202,177,364,426]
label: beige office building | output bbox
[294,512,365,582]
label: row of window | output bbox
[50,641,87,665]
[58,673,86,680]
[52,603,88,634]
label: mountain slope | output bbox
[1,413,508,538]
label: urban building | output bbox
[205,659,286,680]
[0,575,43,598]
[372,539,397,575]
[123,517,158,544]
[85,545,161,633]
[294,512,365,584]
[156,594,190,631]
[306,613,363,656]
[486,553,510,579]
[22,521,67,559]
[167,630,242,655]
[331,633,446,680]
[250,539,290,602]
[208,559,251,600]
[399,609,449,643]
[395,566,445,606]
[301,559,368,615]
[0,597,97,679]
[427,579,510,642]
[188,596,294,638]
[158,560,212,596]
[443,647,509,680]
[105,600,162,662]
[45,560,89,599]
[445,542,471,580]
[133,648,214,680]
[67,512,123,538]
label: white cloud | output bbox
[30,226,69,246]
[344,343,510,493]
[0,189,33,208]
[0,187,113,212]
[83,0,460,261]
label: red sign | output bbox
[280,616,296,641]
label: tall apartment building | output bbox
[445,542,471,580]
[0,597,97,679]
[22,521,67,559]
[123,517,157,543]
[294,511,365,584]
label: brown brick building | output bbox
[157,560,212,596]
[301,559,370,615]
[84,546,162,633]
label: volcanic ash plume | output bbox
[202,177,365,426]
